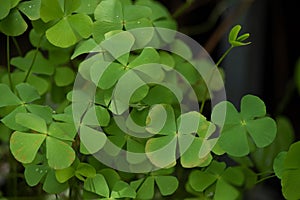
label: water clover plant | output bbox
[0,0,299,199]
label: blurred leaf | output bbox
[273,151,287,179]
[25,164,49,186]
[84,174,110,197]
[54,67,75,86]
[155,176,179,196]
[55,166,75,183]
[43,169,69,194]
[0,8,28,36]
[75,163,96,181]
[16,83,40,103]
[18,0,41,20]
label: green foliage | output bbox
[274,142,300,200]
[0,0,297,199]
[212,95,277,157]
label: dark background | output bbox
[161,0,299,199]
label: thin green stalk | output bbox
[172,0,195,19]
[7,36,13,90]
[255,174,277,184]
[23,37,42,82]
[215,46,233,67]
[200,46,234,113]
[12,37,23,56]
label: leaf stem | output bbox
[7,36,13,90]
[255,174,277,184]
[172,0,195,19]
[199,46,234,113]
[12,37,23,56]
[23,37,42,82]
[215,46,233,67]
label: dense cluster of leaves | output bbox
[0,0,299,199]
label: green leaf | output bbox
[155,176,178,196]
[26,104,53,124]
[76,0,100,14]
[43,169,69,194]
[0,83,21,107]
[241,95,266,120]
[212,95,277,157]
[273,151,287,179]
[68,13,93,38]
[229,25,241,44]
[251,116,295,172]
[214,179,240,200]
[79,125,107,154]
[1,106,27,131]
[25,164,49,186]
[46,18,77,48]
[46,137,75,169]
[100,168,120,189]
[55,167,75,183]
[54,67,75,86]
[40,0,64,22]
[246,117,277,148]
[84,174,110,197]
[93,21,123,42]
[228,25,251,47]
[135,177,155,199]
[10,131,46,163]
[11,50,55,75]
[101,31,135,65]
[282,169,300,200]
[146,135,177,168]
[16,113,47,133]
[75,163,96,181]
[222,167,244,186]
[0,0,11,20]
[123,5,151,21]
[64,0,81,15]
[48,122,75,141]
[16,83,40,103]
[111,181,136,198]
[71,38,99,59]
[189,170,216,192]
[0,8,28,36]
[95,106,111,127]
[94,0,123,23]
[170,39,192,60]
[18,0,41,20]
[128,48,160,68]
[218,125,249,157]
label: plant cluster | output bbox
[0,0,299,199]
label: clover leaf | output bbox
[0,83,49,131]
[40,0,92,47]
[10,113,76,169]
[131,175,179,199]
[145,105,217,168]
[93,0,152,42]
[273,142,300,200]
[212,95,277,157]
[188,161,244,200]
[84,170,136,199]
[228,25,251,47]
